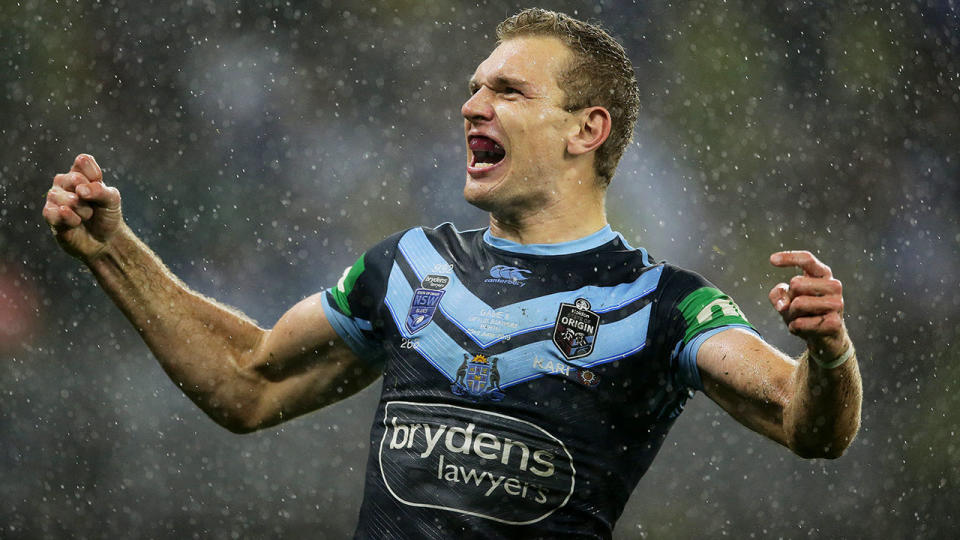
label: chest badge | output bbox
[451,354,505,401]
[552,298,600,360]
[405,274,450,334]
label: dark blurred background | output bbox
[2,0,958,538]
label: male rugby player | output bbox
[44,8,861,539]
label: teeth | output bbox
[475,162,495,168]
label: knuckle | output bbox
[48,190,67,204]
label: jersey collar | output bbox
[483,225,620,256]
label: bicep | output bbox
[247,292,383,428]
[696,328,797,447]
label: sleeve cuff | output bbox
[673,324,760,392]
[320,291,383,365]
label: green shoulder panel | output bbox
[676,287,751,345]
[330,254,365,317]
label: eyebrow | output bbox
[468,75,531,92]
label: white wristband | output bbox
[810,343,855,369]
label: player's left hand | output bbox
[768,250,850,360]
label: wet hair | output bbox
[496,8,640,187]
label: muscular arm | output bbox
[91,227,381,432]
[45,155,382,433]
[697,328,861,458]
[695,251,862,459]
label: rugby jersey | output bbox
[321,223,756,539]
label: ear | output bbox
[566,106,612,156]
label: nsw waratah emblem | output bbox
[552,298,600,360]
[405,274,449,334]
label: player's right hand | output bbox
[43,154,123,262]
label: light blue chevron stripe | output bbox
[394,228,663,348]
[384,263,656,388]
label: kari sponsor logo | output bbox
[484,265,532,287]
[531,355,602,387]
[532,355,573,377]
[378,401,576,525]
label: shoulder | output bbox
[649,263,725,326]
[657,263,716,294]
[657,263,754,342]
[395,222,485,261]
[416,222,484,246]
[363,223,477,257]
[392,223,481,243]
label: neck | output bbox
[488,172,608,244]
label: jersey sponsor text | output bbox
[378,401,576,525]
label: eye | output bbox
[503,87,521,95]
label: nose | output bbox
[461,86,494,123]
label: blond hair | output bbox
[497,8,640,186]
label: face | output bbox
[461,36,579,215]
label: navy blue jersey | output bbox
[321,224,756,539]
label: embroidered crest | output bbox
[451,354,505,401]
[552,298,600,360]
[404,274,448,334]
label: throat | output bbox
[488,202,608,245]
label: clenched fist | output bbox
[43,154,123,261]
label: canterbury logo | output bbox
[488,265,532,281]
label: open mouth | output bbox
[468,135,506,170]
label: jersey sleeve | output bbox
[320,231,405,365]
[658,267,759,392]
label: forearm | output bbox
[86,224,266,428]
[783,340,862,458]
